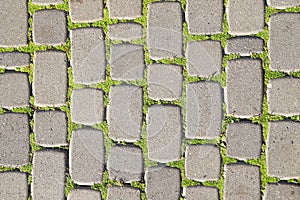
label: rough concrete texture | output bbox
[227,0,264,35]
[267,78,300,116]
[70,128,105,185]
[186,0,223,34]
[33,10,67,45]
[224,164,260,200]
[33,0,64,5]
[68,189,101,200]
[108,145,143,182]
[69,0,103,23]
[268,13,300,72]
[107,186,141,200]
[0,73,30,109]
[108,23,143,41]
[147,64,183,100]
[225,37,264,56]
[147,2,183,59]
[0,52,30,69]
[264,183,300,200]
[110,44,144,80]
[186,81,223,139]
[70,28,106,84]
[183,186,219,200]
[32,150,66,200]
[185,145,221,181]
[145,167,181,200]
[34,111,68,147]
[33,51,67,107]
[108,0,142,19]
[0,0,27,47]
[267,121,300,179]
[107,85,143,142]
[0,113,29,167]
[226,122,262,160]
[70,88,104,125]
[147,105,182,163]
[0,172,28,200]
[267,0,300,9]
[186,40,222,77]
[226,59,263,117]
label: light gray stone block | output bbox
[264,184,300,200]
[33,10,67,45]
[0,172,28,200]
[226,122,262,160]
[0,52,30,69]
[186,0,223,34]
[0,113,29,167]
[107,85,143,142]
[225,59,263,117]
[267,78,300,116]
[267,121,300,179]
[0,73,30,109]
[225,37,264,56]
[33,0,64,5]
[268,13,300,72]
[146,105,182,163]
[147,2,183,60]
[70,128,105,185]
[32,150,66,200]
[0,0,27,47]
[69,0,103,23]
[70,28,106,84]
[186,82,223,139]
[34,111,68,147]
[107,186,141,200]
[267,0,300,9]
[146,167,180,200]
[70,88,104,125]
[185,145,221,181]
[68,189,101,200]
[108,0,142,19]
[147,64,183,100]
[108,145,143,182]
[110,44,144,81]
[186,40,222,77]
[227,0,264,35]
[183,186,219,200]
[224,164,260,200]
[33,51,67,107]
[108,23,143,41]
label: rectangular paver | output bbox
[107,186,141,200]
[69,0,103,23]
[183,186,219,200]
[0,52,30,69]
[108,0,142,19]
[147,2,183,60]
[68,189,101,200]
[225,37,264,56]
[33,0,64,5]
[264,183,300,200]
[267,0,300,9]
[0,172,28,200]
[70,28,106,84]
[108,23,143,41]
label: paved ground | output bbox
[0,0,300,200]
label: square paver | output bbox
[70,88,104,125]
[267,0,300,9]
[267,78,300,116]
[0,172,28,200]
[185,145,221,181]
[108,145,143,182]
[107,186,141,200]
[69,0,103,23]
[0,52,30,69]
[147,64,183,100]
[108,23,143,41]
[34,111,68,147]
[225,37,264,56]
[0,73,30,109]
[264,183,300,200]
[186,40,222,77]
[183,186,219,200]
[108,0,142,19]
[110,44,144,81]
[33,10,67,45]
[68,189,101,200]
[0,113,30,167]
[226,122,262,160]
[267,121,300,179]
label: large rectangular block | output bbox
[0,172,28,200]
[147,2,183,60]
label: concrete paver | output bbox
[267,121,300,179]
[0,113,30,167]
[33,0,64,5]
[68,189,101,200]
[107,186,141,200]
[70,128,105,185]
[34,111,68,147]
[108,0,142,19]
[147,2,183,59]
[0,52,30,69]
[32,150,66,200]
[225,37,264,56]
[264,183,300,200]
[69,0,103,23]
[267,0,300,9]
[183,186,219,200]
[108,23,143,41]
[0,172,28,200]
